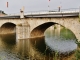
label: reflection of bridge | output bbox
[0,10,80,41]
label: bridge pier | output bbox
[16,8,31,40]
[16,23,30,40]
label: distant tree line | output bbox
[0,10,7,15]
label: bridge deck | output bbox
[0,11,79,19]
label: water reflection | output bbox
[30,37,53,60]
[0,34,16,45]
[45,25,77,54]
[0,25,79,60]
[45,37,77,54]
[0,34,18,60]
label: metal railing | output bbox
[24,8,79,15]
[2,8,80,16]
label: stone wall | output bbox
[0,17,80,41]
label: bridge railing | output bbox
[4,8,80,16]
[7,12,20,16]
[24,8,79,15]
[60,8,79,13]
[0,12,20,17]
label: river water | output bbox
[0,25,79,60]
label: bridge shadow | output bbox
[30,22,57,37]
[29,36,54,60]
[0,33,16,45]
[30,22,77,41]
[0,22,16,34]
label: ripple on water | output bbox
[45,37,77,54]
[0,49,22,60]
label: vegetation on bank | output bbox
[76,41,80,47]
[60,27,76,40]
[53,44,80,60]
[75,50,80,60]
[72,42,80,60]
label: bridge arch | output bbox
[0,22,16,34]
[30,22,56,37]
[1,22,16,28]
[30,22,77,39]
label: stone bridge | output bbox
[0,11,80,42]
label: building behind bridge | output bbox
[0,10,7,16]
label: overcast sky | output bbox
[0,0,80,14]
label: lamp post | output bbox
[58,6,61,12]
[48,0,50,11]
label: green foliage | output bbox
[72,41,80,60]
[75,50,80,60]
[76,41,80,48]
[77,43,80,48]
[0,57,2,60]
[60,27,76,40]
[54,50,59,60]
[0,10,7,15]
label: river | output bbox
[0,25,79,60]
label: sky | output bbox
[0,0,80,14]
